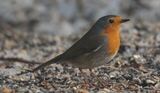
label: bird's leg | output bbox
[89,69,94,76]
[79,69,88,83]
[79,69,90,89]
[89,69,106,88]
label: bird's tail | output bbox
[32,55,62,72]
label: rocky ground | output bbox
[0,21,159,93]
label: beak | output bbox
[120,19,130,23]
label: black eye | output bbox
[109,19,114,23]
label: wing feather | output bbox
[61,34,107,60]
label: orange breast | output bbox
[103,24,120,56]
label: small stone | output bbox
[4,40,16,49]
[109,71,120,79]
[97,88,111,93]
[133,55,140,59]
[75,89,89,93]
[0,86,12,93]
[146,79,156,85]
[133,54,146,64]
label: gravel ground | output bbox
[0,21,160,93]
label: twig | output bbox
[0,57,41,64]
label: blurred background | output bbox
[0,0,160,36]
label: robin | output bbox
[32,15,129,72]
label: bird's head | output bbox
[90,15,129,35]
[97,15,129,32]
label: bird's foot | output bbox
[90,70,107,88]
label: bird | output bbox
[32,15,129,72]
